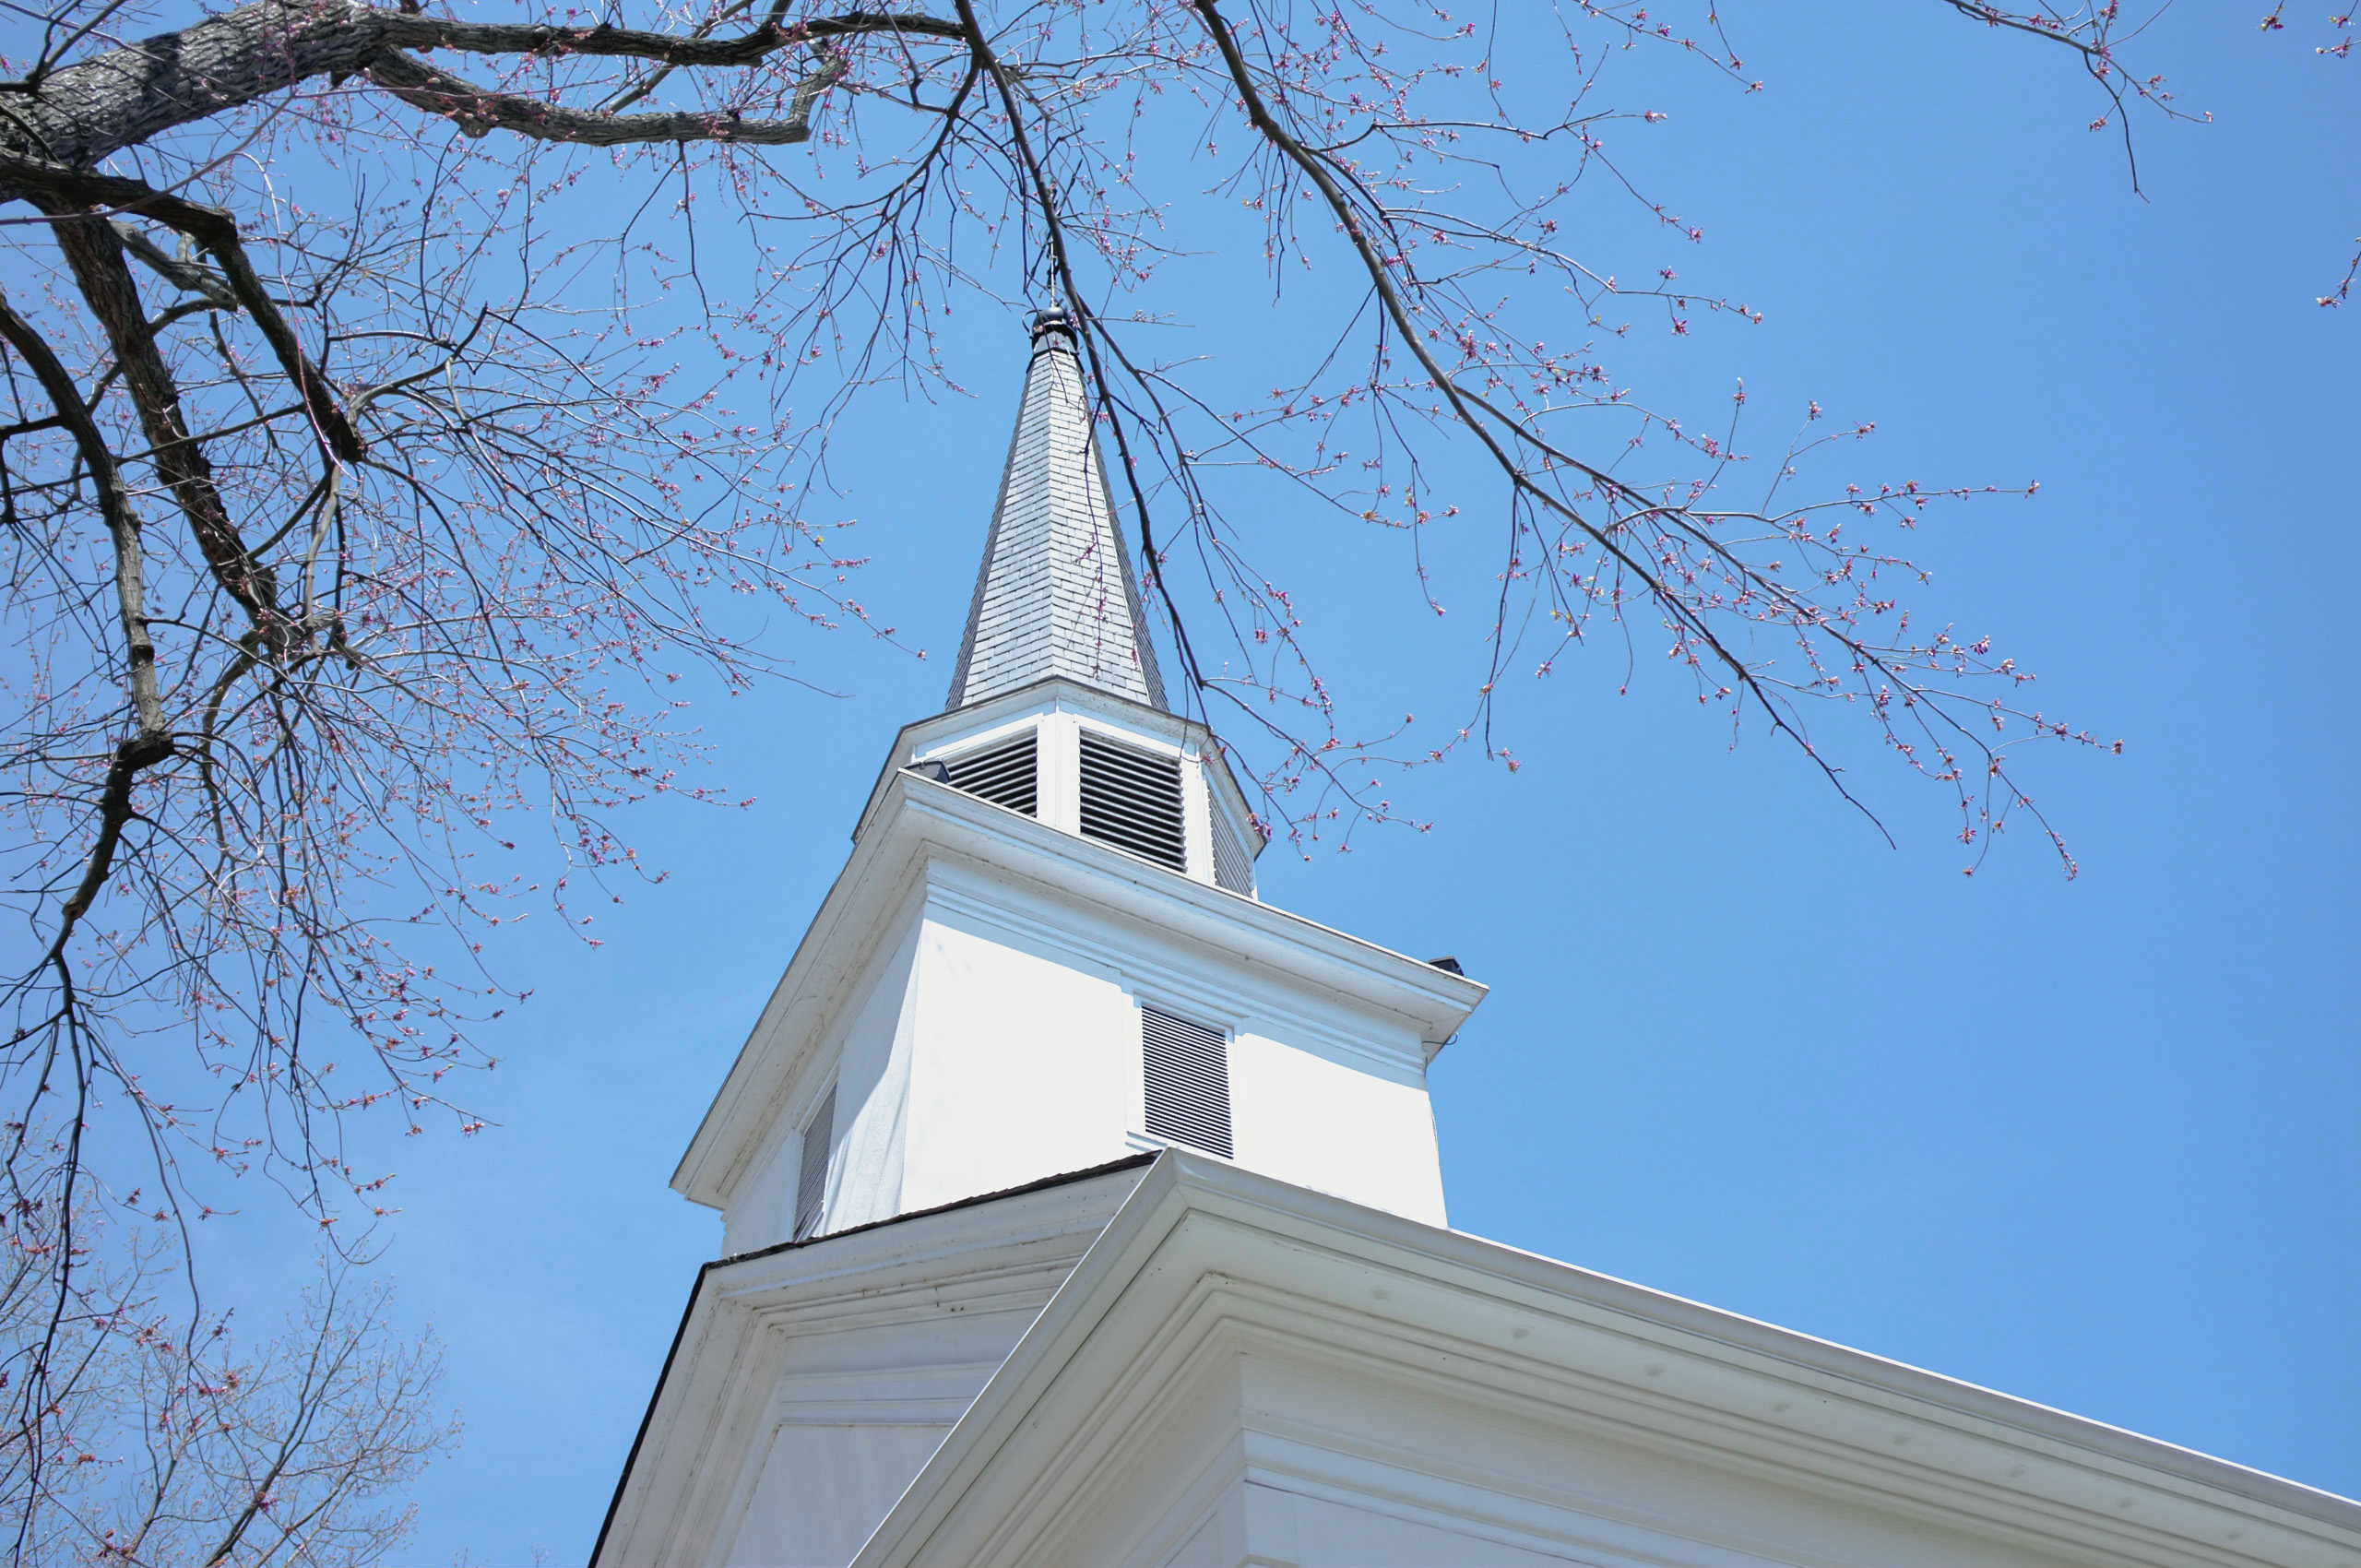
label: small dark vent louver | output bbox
[1208,802,1254,896]
[944,732,1038,816]
[792,1086,835,1241]
[1079,731,1185,872]
[1143,1007,1231,1158]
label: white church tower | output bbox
[595,318,2361,1568]
[669,311,1473,1255]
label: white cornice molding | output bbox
[919,863,1431,1085]
[672,772,1485,1208]
[853,1155,2361,1568]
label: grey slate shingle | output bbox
[947,319,1168,712]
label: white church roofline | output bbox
[670,769,1485,1211]
[593,1156,1158,1568]
[852,1153,2361,1568]
[716,1149,1158,1275]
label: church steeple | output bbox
[669,314,1481,1261]
[947,311,1166,711]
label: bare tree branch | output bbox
[0,1,961,173]
[363,43,848,147]
[0,0,2225,1545]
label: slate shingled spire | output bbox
[948,312,1167,711]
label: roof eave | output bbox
[852,1154,2361,1568]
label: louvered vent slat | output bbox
[792,1086,836,1241]
[1143,1007,1231,1158]
[1208,802,1254,896]
[1079,731,1185,871]
[944,732,1038,816]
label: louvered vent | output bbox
[1143,1007,1231,1158]
[944,731,1038,816]
[792,1086,835,1241]
[1079,731,1185,872]
[1208,801,1255,896]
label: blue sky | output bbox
[318,6,2359,1562]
